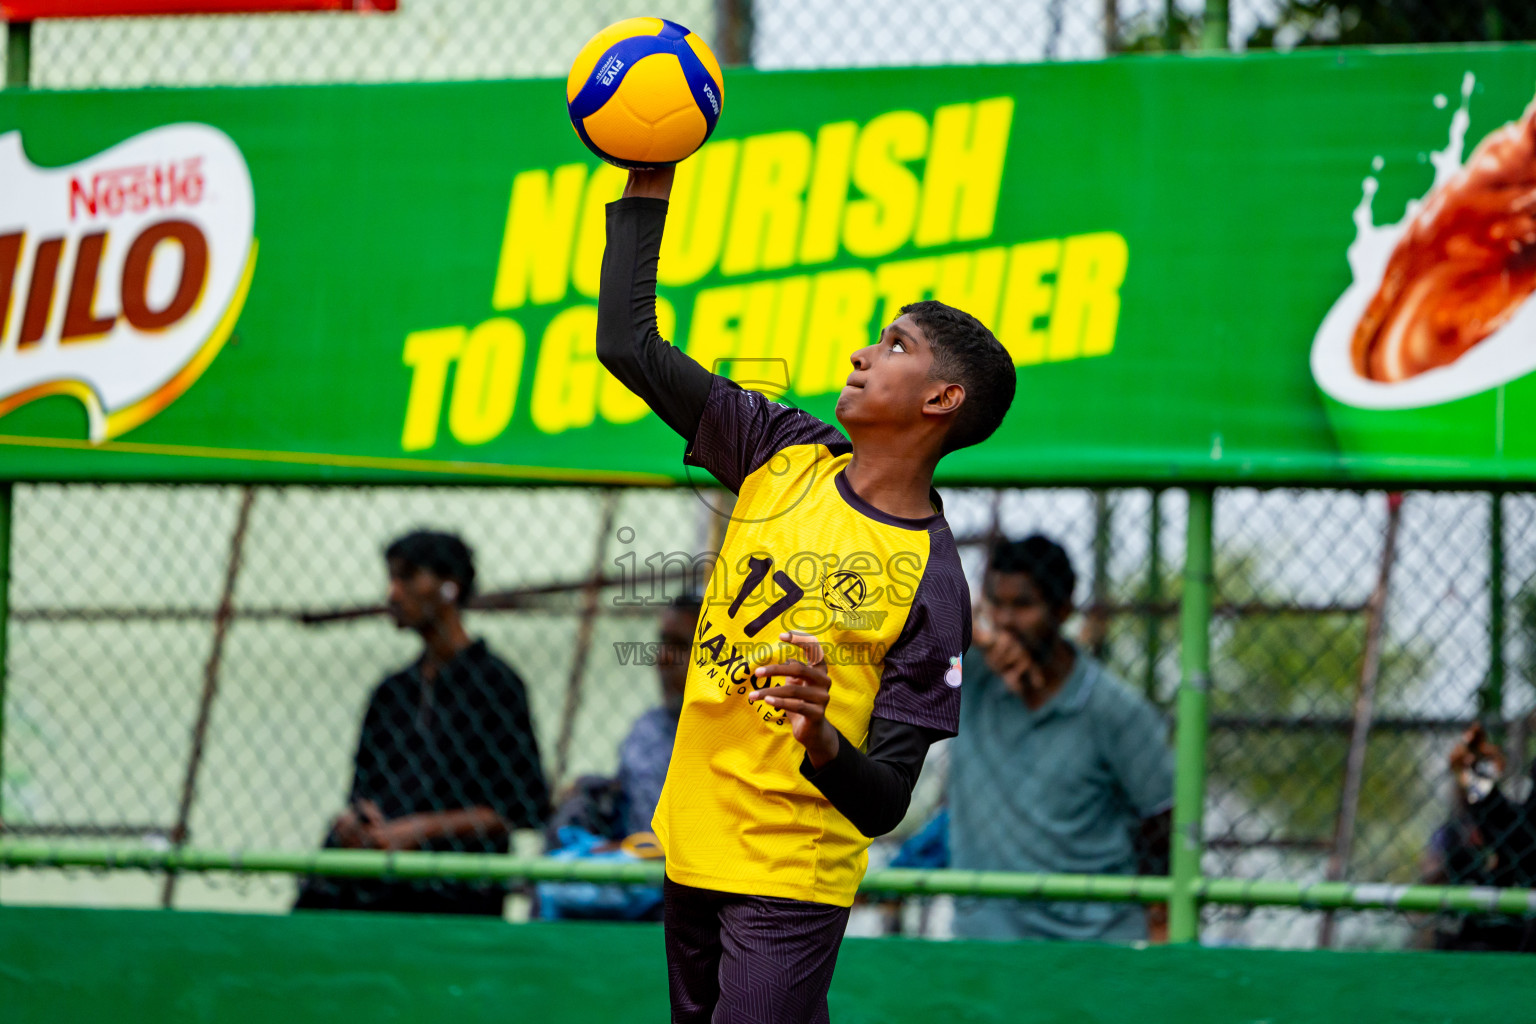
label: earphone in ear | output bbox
[440,581,459,602]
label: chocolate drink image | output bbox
[1352,94,1536,384]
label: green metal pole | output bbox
[1143,489,1163,698]
[5,21,31,89]
[0,483,11,897]
[1200,0,1228,51]
[1169,487,1214,943]
[1483,491,1505,733]
[1089,489,1112,661]
[714,0,753,67]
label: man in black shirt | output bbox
[294,531,550,916]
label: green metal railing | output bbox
[4,842,1534,917]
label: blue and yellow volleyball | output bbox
[566,17,725,169]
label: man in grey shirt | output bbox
[948,535,1173,942]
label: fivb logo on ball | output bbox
[566,17,724,170]
[0,124,256,442]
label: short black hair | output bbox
[669,591,703,615]
[989,534,1075,610]
[385,530,477,602]
[901,299,1016,455]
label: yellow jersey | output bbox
[652,377,970,907]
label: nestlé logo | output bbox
[0,123,256,441]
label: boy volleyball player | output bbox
[598,166,1016,1023]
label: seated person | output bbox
[1423,722,1536,952]
[617,593,701,835]
[535,595,701,922]
[294,530,550,916]
[947,535,1173,942]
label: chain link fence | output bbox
[17,0,1536,92]
[890,487,1536,949]
[4,0,1536,951]
[0,483,701,913]
[3,482,1533,949]
[1201,489,1536,949]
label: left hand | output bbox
[356,800,419,851]
[748,631,840,769]
[330,808,369,849]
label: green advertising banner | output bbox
[2,45,1536,485]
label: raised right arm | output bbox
[596,169,714,441]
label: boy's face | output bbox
[835,314,943,431]
[386,557,451,632]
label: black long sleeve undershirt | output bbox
[595,196,713,439]
[596,195,937,838]
[800,720,949,838]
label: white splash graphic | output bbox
[1311,73,1536,410]
[0,124,256,440]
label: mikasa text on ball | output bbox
[566,17,725,169]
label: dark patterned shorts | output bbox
[664,876,852,1024]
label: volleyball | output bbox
[565,17,725,169]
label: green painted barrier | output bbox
[7,49,1536,485]
[3,906,1535,1023]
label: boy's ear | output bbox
[924,381,966,416]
